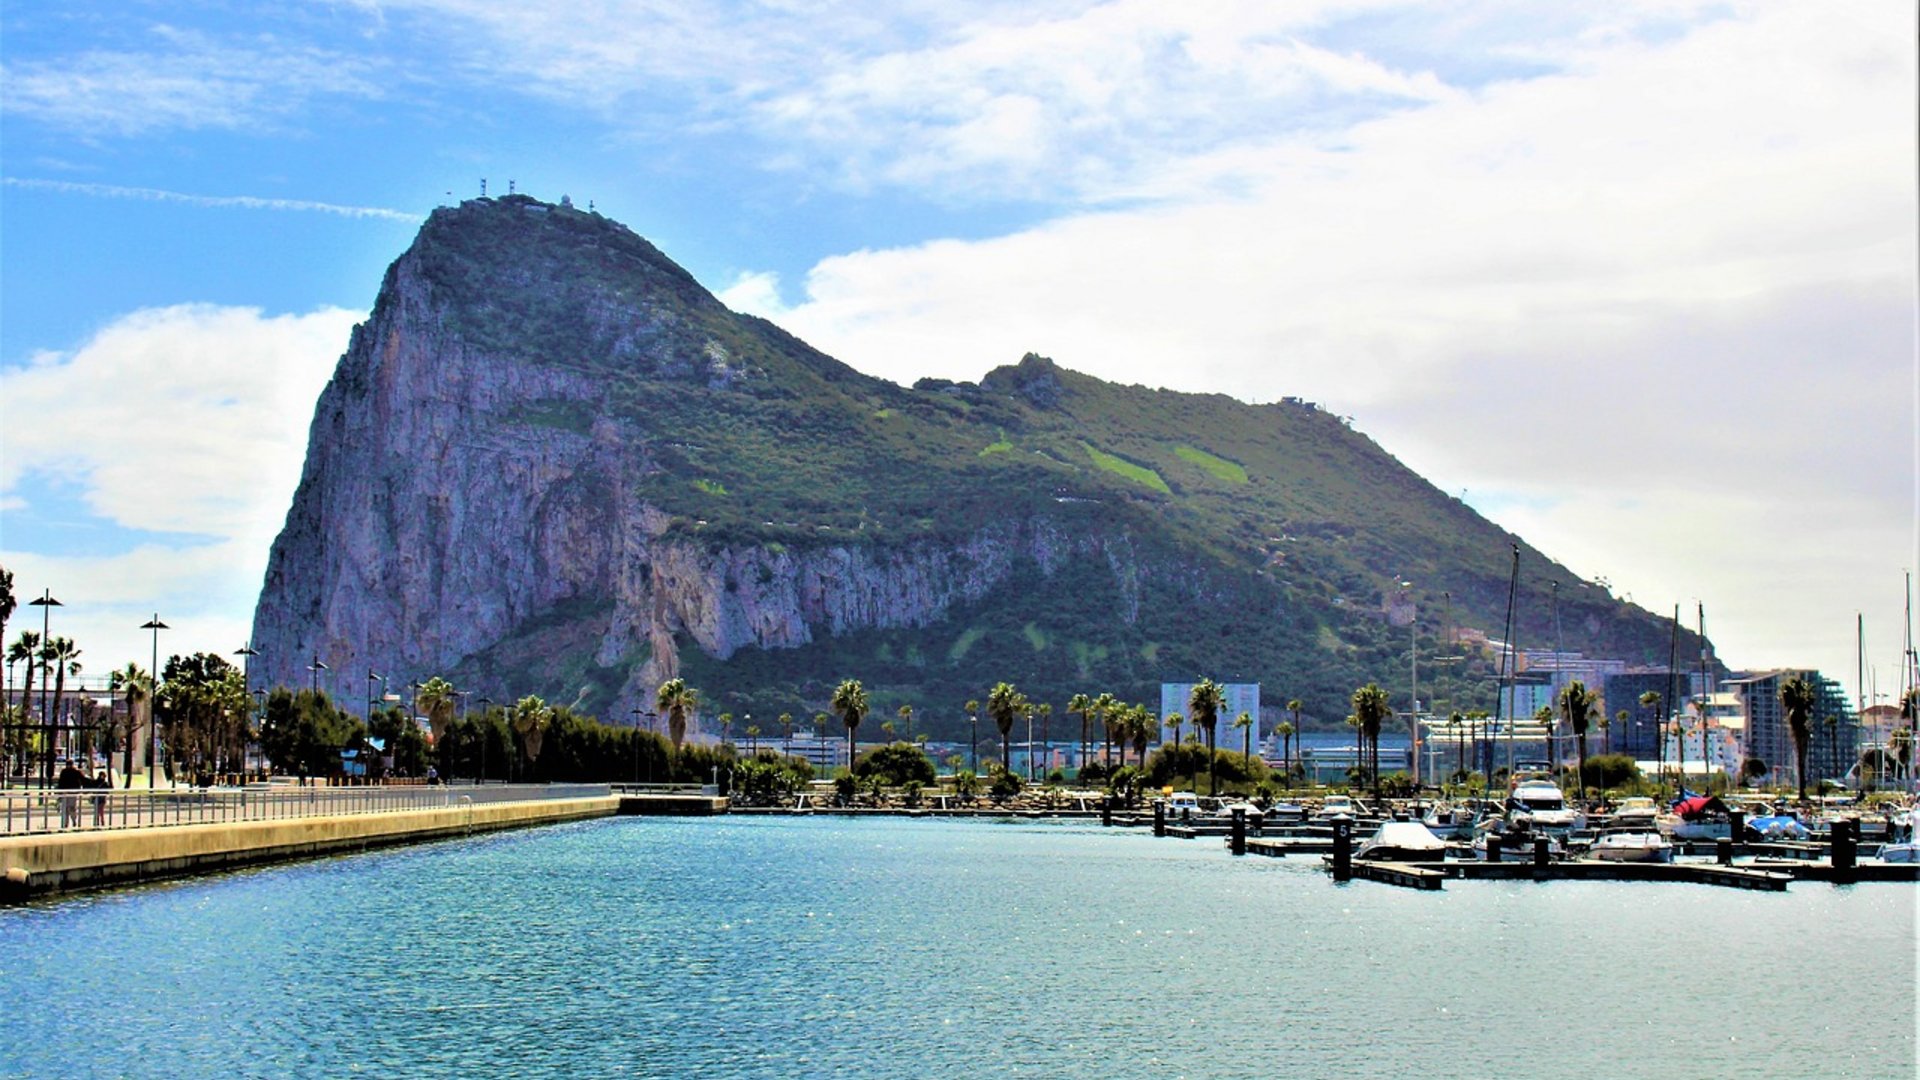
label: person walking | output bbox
[55,763,85,829]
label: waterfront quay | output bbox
[1141,797,1920,891]
[0,783,616,900]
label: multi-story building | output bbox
[1602,670,1711,758]
[1724,670,1855,787]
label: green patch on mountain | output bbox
[1081,442,1171,494]
[1175,445,1249,484]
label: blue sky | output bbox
[2,1,1915,706]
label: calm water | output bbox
[2,816,1913,1078]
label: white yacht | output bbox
[1590,831,1674,864]
[1507,779,1585,835]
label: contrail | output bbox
[4,177,423,223]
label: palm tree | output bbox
[510,694,552,773]
[1187,679,1226,796]
[832,679,869,771]
[1277,720,1296,787]
[897,703,913,741]
[1095,692,1118,767]
[1351,683,1390,799]
[745,725,760,754]
[9,630,41,773]
[1608,710,1625,757]
[1068,693,1092,771]
[109,663,151,787]
[718,713,735,745]
[778,712,793,755]
[1780,675,1816,801]
[1232,711,1254,778]
[1558,679,1597,800]
[416,676,457,745]
[1639,690,1663,790]
[655,678,699,748]
[986,682,1024,773]
[1128,704,1152,767]
[43,636,81,766]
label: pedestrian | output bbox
[56,763,85,829]
[91,770,111,827]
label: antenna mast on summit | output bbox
[480,178,487,197]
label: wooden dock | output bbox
[1339,859,1793,891]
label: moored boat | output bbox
[1356,821,1448,862]
[1590,831,1675,864]
[1660,795,1733,842]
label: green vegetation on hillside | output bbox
[1081,441,1172,494]
[1174,444,1249,484]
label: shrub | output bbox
[852,741,936,786]
[990,765,1024,801]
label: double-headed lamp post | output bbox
[308,656,329,697]
[234,644,258,780]
[141,614,168,789]
[30,590,63,786]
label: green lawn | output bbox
[1081,442,1171,493]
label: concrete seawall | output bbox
[0,795,621,901]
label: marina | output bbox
[2,813,1911,1079]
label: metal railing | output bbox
[0,782,612,836]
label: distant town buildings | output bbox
[1725,670,1856,786]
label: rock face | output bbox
[250,197,1154,728]
[253,195,1702,730]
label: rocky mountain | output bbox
[251,194,1707,737]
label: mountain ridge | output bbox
[250,194,1709,736]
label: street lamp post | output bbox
[142,615,168,790]
[234,644,258,781]
[308,655,328,697]
[645,711,658,784]
[30,590,62,786]
[630,707,643,784]
[477,696,493,783]
[252,688,265,777]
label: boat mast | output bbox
[1665,606,1680,800]
[1859,612,1868,790]
[1499,543,1520,782]
[1697,602,1710,789]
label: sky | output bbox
[1,1,1915,709]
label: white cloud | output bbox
[1,25,382,136]
[2,303,360,672]
[717,270,792,320]
[0,542,263,681]
[2,178,423,223]
[2,302,359,542]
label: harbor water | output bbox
[3,816,1913,1078]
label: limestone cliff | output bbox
[252,195,1702,731]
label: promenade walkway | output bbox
[1,781,614,836]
